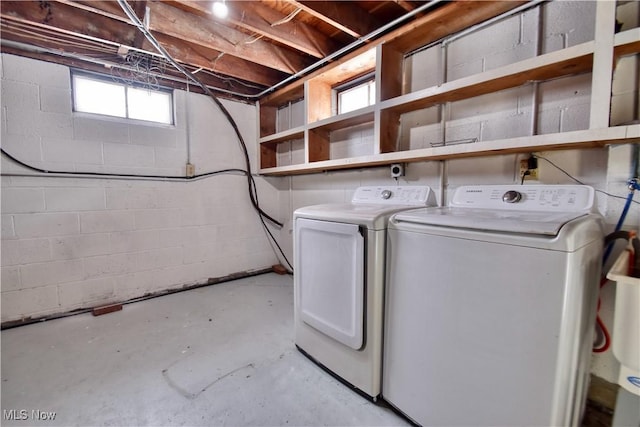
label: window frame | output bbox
[71,70,175,126]
[334,72,376,115]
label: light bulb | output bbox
[212,1,228,19]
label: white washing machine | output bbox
[383,185,603,426]
[294,185,436,399]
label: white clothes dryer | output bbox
[294,186,436,399]
[383,185,603,426]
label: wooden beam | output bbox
[131,1,148,49]
[385,1,528,53]
[264,1,526,103]
[144,33,285,87]
[1,1,136,46]
[168,0,342,58]
[290,0,381,39]
[0,43,258,99]
[147,1,313,74]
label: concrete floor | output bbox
[1,273,408,426]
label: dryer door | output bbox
[295,218,365,350]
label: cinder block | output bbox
[0,285,60,322]
[44,188,106,212]
[14,212,80,238]
[6,109,73,139]
[406,45,443,92]
[129,123,177,147]
[1,54,69,89]
[109,229,159,253]
[155,186,193,209]
[0,133,43,162]
[154,147,187,170]
[617,1,640,29]
[1,215,16,239]
[560,102,590,133]
[50,233,111,260]
[157,227,184,248]
[180,225,218,246]
[541,1,596,53]
[611,92,637,127]
[105,187,158,210]
[103,143,155,167]
[136,247,183,271]
[73,116,129,144]
[447,155,517,186]
[151,264,198,289]
[612,56,638,95]
[80,211,135,233]
[41,138,104,165]
[0,188,45,214]
[1,80,39,112]
[1,238,51,266]
[20,259,83,288]
[1,266,21,292]
[58,277,115,308]
[112,269,156,301]
[481,113,532,141]
[134,208,181,230]
[182,243,217,265]
[40,86,72,114]
[83,253,137,278]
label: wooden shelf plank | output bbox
[258,126,305,144]
[379,42,595,115]
[614,28,640,57]
[259,125,640,175]
[307,106,375,132]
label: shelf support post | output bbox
[589,0,616,129]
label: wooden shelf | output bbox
[258,126,305,144]
[258,1,640,175]
[614,28,640,57]
[379,42,594,115]
[259,125,640,175]
[307,106,375,132]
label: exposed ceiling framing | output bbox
[0,0,443,101]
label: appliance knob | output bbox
[502,190,522,203]
[381,190,393,200]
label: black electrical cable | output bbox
[1,147,295,272]
[0,148,246,180]
[115,0,284,230]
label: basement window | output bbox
[336,74,376,115]
[72,72,174,125]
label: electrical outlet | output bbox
[391,163,404,178]
[519,159,538,180]
[186,163,195,177]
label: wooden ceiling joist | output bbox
[147,1,314,74]
[290,0,382,39]
[168,0,342,58]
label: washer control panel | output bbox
[352,186,435,206]
[451,185,596,212]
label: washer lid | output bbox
[294,186,437,229]
[394,207,588,235]
[393,184,597,236]
[295,203,421,229]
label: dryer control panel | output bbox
[352,186,436,206]
[451,185,596,212]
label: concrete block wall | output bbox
[1,54,279,323]
[402,1,596,150]
[275,1,639,385]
